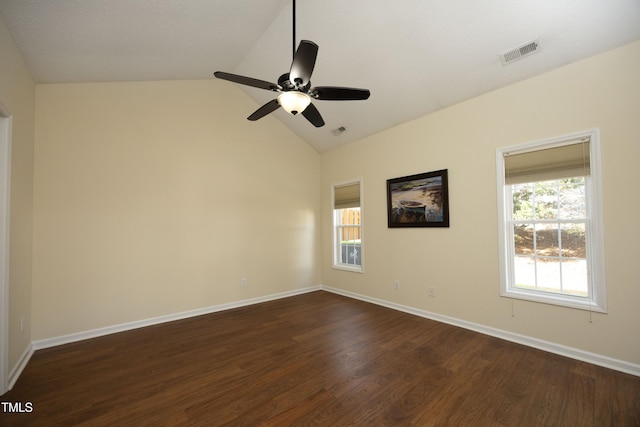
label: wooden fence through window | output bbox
[339,208,361,241]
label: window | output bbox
[496,130,606,312]
[332,179,363,272]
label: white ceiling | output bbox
[1,0,639,152]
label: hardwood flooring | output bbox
[1,291,639,426]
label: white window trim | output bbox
[496,129,606,312]
[331,178,364,273]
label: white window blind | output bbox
[334,183,360,209]
[504,137,590,184]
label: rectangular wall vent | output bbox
[500,39,540,66]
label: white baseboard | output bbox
[18,284,639,385]
[4,286,319,392]
[33,286,321,351]
[8,342,34,390]
[322,286,640,377]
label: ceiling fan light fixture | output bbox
[213,0,369,127]
[277,91,311,115]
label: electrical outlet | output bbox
[394,280,400,290]
[20,316,24,333]
[428,287,436,297]
[241,278,247,287]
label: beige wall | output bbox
[7,15,639,371]
[321,41,640,365]
[0,17,35,373]
[32,80,321,340]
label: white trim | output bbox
[0,112,12,396]
[33,286,321,350]
[8,284,639,388]
[321,286,640,377]
[331,178,364,273]
[7,343,33,391]
[496,128,606,312]
[331,264,365,274]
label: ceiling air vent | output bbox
[332,126,347,136]
[500,39,540,66]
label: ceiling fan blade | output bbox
[214,71,280,91]
[313,86,371,101]
[289,40,318,87]
[247,99,281,121]
[301,103,325,127]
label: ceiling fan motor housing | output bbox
[214,26,369,127]
[278,73,311,92]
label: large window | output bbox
[496,130,606,312]
[332,179,363,272]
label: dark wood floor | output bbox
[1,291,639,426]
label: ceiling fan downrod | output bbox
[213,0,370,127]
[292,0,296,61]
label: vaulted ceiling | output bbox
[1,0,639,152]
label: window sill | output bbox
[332,264,364,274]
[501,288,607,313]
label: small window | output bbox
[496,130,606,312]
[332,179,363,272]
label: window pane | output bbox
[534,181,558,219]
[536,223,559,257]
[561,223,586,258]
[344,209,354,225]
[346,242,360,265]
[514,256,536,290]
[339,234,361,266]
[338,225,361,266]
[341,242,349,264]
[340,226,352,243]
[559,178,586,219]
[338,207,361,226]
[561,259,588,296]
[512,183,533,220]
[536,259,562,293]
[513,224,533,255]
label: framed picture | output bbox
[387,169,449,228]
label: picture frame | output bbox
[387,169,449,228]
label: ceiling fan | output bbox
[213,0,370,128]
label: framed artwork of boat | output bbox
[387,169,449,228]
